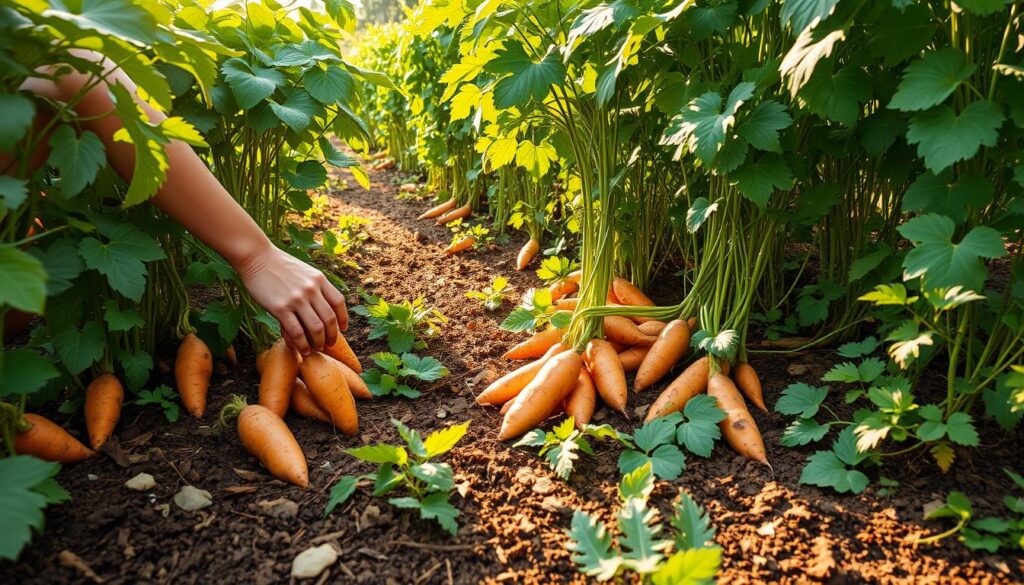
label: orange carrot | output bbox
[259,338,299,418]
[516,238,540,270]
[84,373,123,449]
[336,358,372,400]
[565,368,596,429]
[445,236,476,255]
[15,413,94,463]
[499,350,583,440]
[256,349,269,375]
[565,269,582,284]
[686,316,698,331]
[555,298,579,311]
[603,316,657,346]
[618,346,651,373]
[298,353,358,435]
[225,345,238,367]
[608,340,630,352]
[548,280,578,302]
[418,198,456,220]
[477,344,569,405]
[290,379,331,423]
[645,357,710,422]
[234,401,309,487]
[436,203,471,224]
[584,339,627,413]
[613,277,655,307]
[708,373,767,464]
[733,362,767,412]
[324,333,362,374]
[175,333,213,418]
[635,320,692,392]
[504,327,564,360]
[637,321,667,336]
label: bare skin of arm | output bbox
[19,53,347,355]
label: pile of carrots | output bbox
[478,276,770,464]
[13,330,370,488]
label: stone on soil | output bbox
[124,473,156,491]
[173,485,212,511]
[291,544,338,579]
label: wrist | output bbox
[226,234,276,279]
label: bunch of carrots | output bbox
[477,276,770,465]
[13,330,369,489]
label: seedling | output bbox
[353,295,447,353]
[360,352,448,398]
[514,417,631,480]
[465,276,510,311]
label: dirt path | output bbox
[2,165,1022,584]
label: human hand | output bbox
[234,244,348,356]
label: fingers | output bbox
[320,279,349,332]
[311,292,339,348]
[295,303,326,353]
[278,311,311,357]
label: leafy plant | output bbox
[465,276,509,311]
[536,255,578,285]
[326,419,469,536]
[360,352,448,399]
[917,470,1024,553]
[500,287,572,332]
[353,295,447,353]
[514,417,630,480]
[0,456,70,561]
[618,398,726,481]
[134,385,182,423]
[567,463,721,583]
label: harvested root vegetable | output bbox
[565,368,596,428]
[612,277,655,307]
[299,353,358,435]
[324,333,361,374]
[555,298,579,311]
[645,357,711,422]
[222,396,308,488]
[499,350,583,440]
[548,280,578,301]
[259,339,299,418]
[175,333,213,418]
[584,339,627,413]
[734,362,767,412]
[635,320,692,392]
[436,203,471,224]
[85,373,123,449]
[225,345,238,367]
[565,269,582,284]
[335,358,372,400]
[603,316,657,346]
[418,198,456,220]
[290,379,331,423]
[445,236,476,255]
[15,413,94,463]
[708,373,767,464]
[686,317,698,331]
[256,349,270,375]
[618,346,651,372]
[504,327,564,360]
[516,238,540,270]
[477,344,568,405]
[637,321,667,336]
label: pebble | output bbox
[257,498,299,519]
[515,466,535,485]
[787,364,808,376]
[87,474,98,481]
[436,408,447,419]
[291,544,338,579]
[540,495,567,513]
[174,486,213,511]
[124,473,157,491]
[532,476,555,495]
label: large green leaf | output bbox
[662,83,755,164]
[0,247,47,313]
[0,177,28,211]
[800,65,870,126]
[567,510,622,580]
[284,160,328,189]
[0,93,34,151]
[618,497,670,574]
[0,349,60,397]
[47,126,106,197]
[108,84,168,206]
[736,101,791,153]
[269,88,318,132]
[271,40,339,67]
[0,456,68,561]
[28,239,83,296]
[867,4,936,66]
[650,548,721,585]
[905,101,1004,172]
[485,43,565,109]
[78,223,165,301]
[781,0,839,32]
[304,64,355,105]
[52,320,105,375]
[729,153,792,208]
[888,49,975,112]
[221,58,285,109]
[44,0,157,46]
[902,172,993,224]
[897,213,1007,291]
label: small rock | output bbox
[257,498,299,519]
[756,520,778,537]
[87,474,98,481]
[359,504,382,530]
[532,476,555,495]
[633,405,648,417]
[786,364,808,376]
[540,495,567,513]
[518,517,536,532]
[436,408,447,419]
[174,486,213,511]
[291,544,338,579]
[515,467,535,485]
[413,231,424,243]
[124,473,156,491]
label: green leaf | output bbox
[285,160,328,189]
[837,336,880,359]
[0,93,34,151]
[906,101,1005,172]
[781,0,839,32]
[685,197,721,234]
[902,172,993,225]
[423,421,469,457]
[737,101,791,152]
[858,283,917,306]
[945,412,980,446]
[567,509,622,581]
[410,462,454,492]
[345,444,408,465]
[0,455,66,561]
[47,126,105,197]
[325,475,359,516]
[410,491,460,536]
[485,43,565,109]
[514,429,549,448]
[269,89,318,132]
[662,83,754,164]
[27,239,80,296]
[955,0,1010,17]
[676,395,725,458]
[888,49,975,112]
[898,214,1007,291]
[78,223,165,301]
[399,353,448,382]
[272,40,338,67]
[500,308,537,332]
[800,449,869,494]
[780,418,832,447]
[730,153,793,208]
[633,414,680,451]
[103,301,144,332]
[546,437,581,480]
[221,58,285,109]
[116,347,152,391]
[651,548,722,585]
[618,497,670,574]
[775,382,828,418]
[108,84,167,206]
[648,444,686,481]
[52,320,105,376]
[45,0,157,45]
[868,4,936,65]
[670,490,717,550]
[800,65,871,126]
[0,349,60,397]
[619,461,655,502]
[0,247,48,313]
[199,301,242,344]
[925,491,973,521]
[0,177,27,211]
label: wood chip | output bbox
[58,550,104,583]
[233,468,263,481]
[223,485,259,495]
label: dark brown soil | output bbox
[2,163,1023,585]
